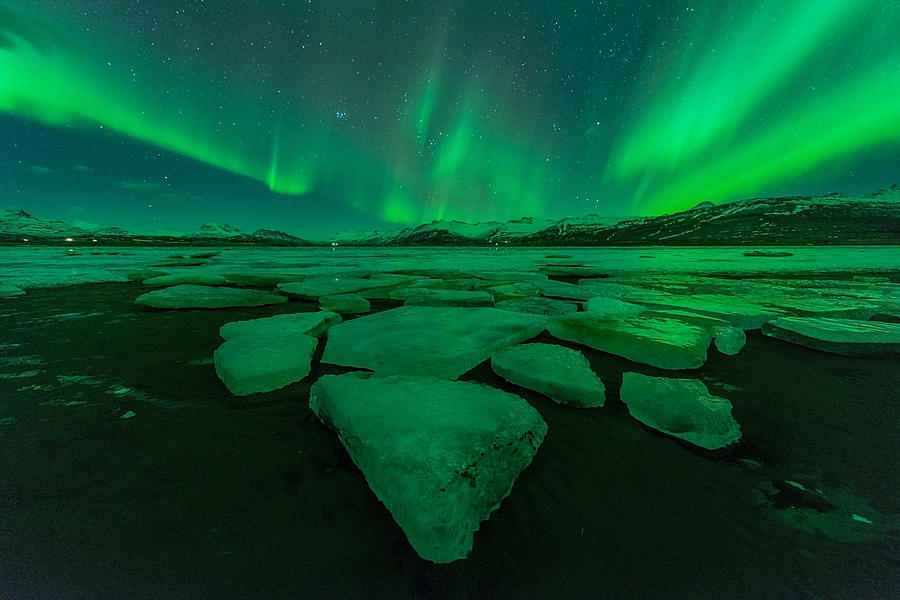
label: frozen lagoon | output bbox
[1,244,899,288]
[1,245,899,598]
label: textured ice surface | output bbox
[404,289,495,307]
[135,284,288,309]
[219,311,340,340]
[488,282,541,300]
[277,277,392,299]
[762,317,900,355]
[214,332,318,395]
[494,297,578,316]
[319,293,370,314]
[491,343,605,407]
[548,313,710,369]
[619,372,742,450]
[142,271,230,286]
[641,309,746,356]
[536,280,596,301]
[309,372,547,563]
[620,291,783,330]
[0,284,25,298]
[584,296,645,319]
[322,306,547,378]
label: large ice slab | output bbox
[547,313,710,369]
[620,291,783,330]
[494,297,578,316]
[491,343,605,407]
[584,296,645,319]
[536,280,596,301]
[641,308,746,356]
[135,284,288,309]
[0,283,25,298]
[214,332,318,395]
[277,277,392,299]
[619,372,742,450]
[404,289,495,307]
[309,373,547,563]
[322,306,548,379]
[142,271,229,287]
[320,293,370,314]
[762,317,900,355]
[220,311,340,340]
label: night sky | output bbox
[2,1,898,237]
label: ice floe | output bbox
[491,343,605,407]
[548,313,710,369]
[619,372,742,450]
[309,372,547,563]
[321,306,547,378]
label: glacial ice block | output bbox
[214,332,318,395]
[494,297,578,316]
[640,308,746,356]
[547,313,710,370]
[320,293,370,314]
[584,296,645,319]
[219,311,340,340]
[309,373,547,563]
[321,306,547,379]
[619,372,741,450]
[277,277,393,299]
[491,343,605,407]
[762,317,900,355]
[135,284,287,309]
[0,283,26,298]
[404,289,495,307]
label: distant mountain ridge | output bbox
[0,210,311,246]
[332,187,900,246]
[2,186,898,246]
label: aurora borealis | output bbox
[1,1,899,236]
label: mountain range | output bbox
[2,186,898,246]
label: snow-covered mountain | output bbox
[3,186,897,246]
[0,210,310,245]
[0,208,90,239]
[521,187,900,246]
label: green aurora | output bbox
[1,1,898,234]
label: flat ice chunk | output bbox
[0,284,25,298]
[220,311,340,340]
[584,296,645,319]
[494,297,578,316]
[489,282,541,300]
[277,277,392,299]
[491,343,605,407]
[214,332,318,395]
[621,291,782,330]
[762,317,900,355]
[142,271,230,287]
[641,308,746,356]
[309,373,547,563]
[221,271,309,286]
[135,284,287,309]
[473,271,549,282]
[548,313,710,370]
[536,280,596,301]
[320,293,370,314]
[619,372,741,450]
[322,306,547,379]
[404,290,494,307]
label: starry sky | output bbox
[1,1,899,238]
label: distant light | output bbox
[331,242,338,246]
[64,237,74,242]
[22,238,28,242]
[92,239,98,242]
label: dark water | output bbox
[1,282,899,599]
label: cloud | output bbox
[27,164,54,174]
[118,180,169,191]
[72,164,93,172]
